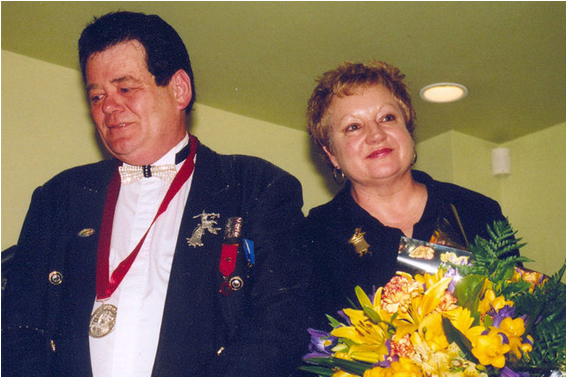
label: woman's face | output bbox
[323,85,414,187]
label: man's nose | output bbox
[102,93,124,114]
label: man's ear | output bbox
[170,69,193,111]
[322,145,339,169]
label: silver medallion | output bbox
[89,303,117,338]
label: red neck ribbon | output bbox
[95,136,199,301]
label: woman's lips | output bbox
[367,148,393,159]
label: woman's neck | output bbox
[350,171,428,237]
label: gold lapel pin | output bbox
[349,228,371,257]
[78,228,95,237]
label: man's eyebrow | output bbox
[111,75,141,85]
[86,75,141,91]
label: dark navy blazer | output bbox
[2,142,311,376]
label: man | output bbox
[2,11,310,376]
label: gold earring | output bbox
[333,167,345,185]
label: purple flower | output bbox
[373,339,395,368]
[303,328,337,360]
[500,366,530,377]
[444,268,460,292]
[492,305,516,328]
[337,310,351,325]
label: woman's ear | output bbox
[170,69,193,111]
[322,145,339,169]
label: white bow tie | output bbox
[119,164,177,185]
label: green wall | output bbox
[2,50,565,276]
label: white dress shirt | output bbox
[90,134,194,376]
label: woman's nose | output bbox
[366,122,387,143]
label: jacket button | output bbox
[49,271,63,285]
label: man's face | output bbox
[85,40,188,165]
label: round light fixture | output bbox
[419,83,468,103]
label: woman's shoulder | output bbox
[413,170,500,207]
[306,187,350,221]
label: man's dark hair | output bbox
[79,11,195,112]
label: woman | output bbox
[304,61,511,324]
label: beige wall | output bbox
[2,51,565,277]
[501,124,566,276]
[414,127,566,277]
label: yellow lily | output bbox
[394,277,453,337]
[414,269,447,290]
[348,343,389,363]
[419,312,449,351]
[331,308,390,363]
[444,306,484,343]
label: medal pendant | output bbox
[89,303,118,338]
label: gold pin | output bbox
[49,271,63,285]
[78,228,95,237]
[349,228,371,257]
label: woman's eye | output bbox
[345,123,360,132]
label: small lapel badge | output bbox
[187,211,221,247]
[219,276,244,296]
[224,217,243,242]
[229,276,244,291]
[78,228,95,237]
[349,227,371,257]
[49,271,63,285]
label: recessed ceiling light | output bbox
[419,83,468,103]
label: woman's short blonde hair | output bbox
[307,60,416,157]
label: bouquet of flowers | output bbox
[302,220,566,377]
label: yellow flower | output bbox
[393,277,453,343]
[478,289,495,314]
[330,308,390,363]
[419,312,449,351]
[364,357,423,377]
[445,307,484,343]
[510,267,546,293]
[332,309,389,342]
[415,269,447,290]
[333,370,358,377]
[349,343,389,364]
[519,335,534,357]
[478,289,514,315]
[499,317,525,338]
[471,329,511,368]
[499,317,529,359]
